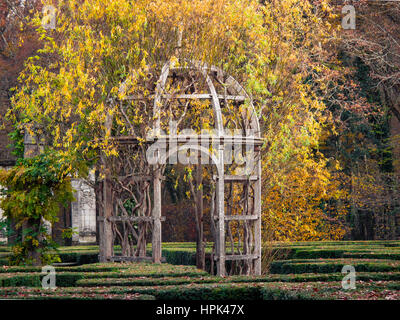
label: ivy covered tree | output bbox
[0,151,74,265]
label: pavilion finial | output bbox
[175,25,183,56]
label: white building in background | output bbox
[70,175,97,244]
[0,207,6,244]
[0,170,9,243]
[1,130,97,245]
[0,176,97,245]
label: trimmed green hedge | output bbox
[23,294,156,300]
[0,284,315,300]
[110,283,316,300]
[0,241,399,300]
[76,271,400,287]
[162,250,197,266]
[2,280,400,300]
[270,260,400,274]
[1,241,400,268]
[260,287,315,300]
[0,273,84,287]
[151,284,263,300]
[57,252,99,264]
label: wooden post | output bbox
[99,112,114,262]
[99,170,113,262]
[254,157,262,275]
[98,181,105,262]
[216,145,225,276]
[152,166,162,263]
[195,162,205,270]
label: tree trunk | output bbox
[22,131,43,265]
[23,218,42,266]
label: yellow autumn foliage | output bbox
[8,0,347,241]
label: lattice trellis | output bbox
[98,59,263,276]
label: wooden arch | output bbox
[98,59,263,276]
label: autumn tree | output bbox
[1,0,357,266]
[329,1,400,239]
[0,0,47,255]
[0,0,42,163]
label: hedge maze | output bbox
[0,241,399,300]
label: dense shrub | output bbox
[270,260,400,274]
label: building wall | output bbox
[0,167,11,243]
[71,175,97,244]
[0,199,6,244]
